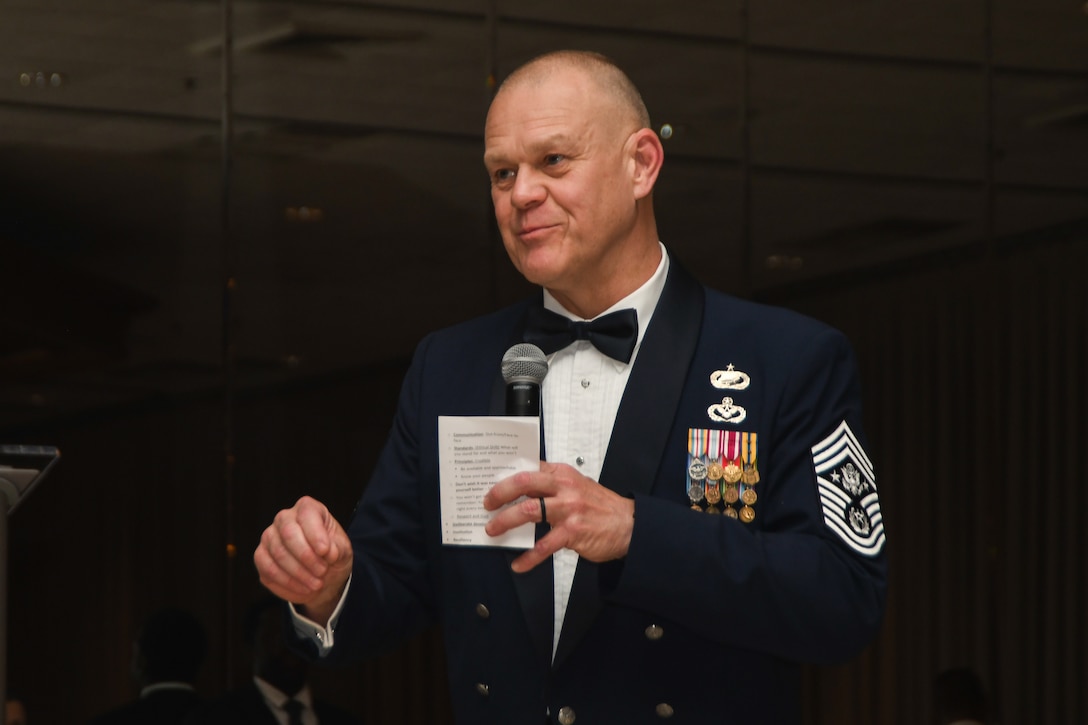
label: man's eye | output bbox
[493,169,515,183]
[544,154,565,166]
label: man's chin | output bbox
[515,265,562,290]
[507,252,560,287]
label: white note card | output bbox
[438,415,539,549]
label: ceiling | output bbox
[1,0,1086,431]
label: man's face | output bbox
[484,69,640,307]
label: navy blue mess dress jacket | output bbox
[301,257,888,724]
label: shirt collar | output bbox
[253,676,314,711]
[139,682,196,698]
[541,242,670,367]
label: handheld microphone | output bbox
[501,343,549,416]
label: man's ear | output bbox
[628,128,665,200]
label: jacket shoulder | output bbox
[703,288,845,345]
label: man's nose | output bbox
[510,168,546,208]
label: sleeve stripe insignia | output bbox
[812,419,874,475]
[811,421,885,557]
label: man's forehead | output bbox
[485,131,578,171]
[484,105,597,160]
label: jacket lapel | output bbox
[493,305,556,674]
[553,260,704,668]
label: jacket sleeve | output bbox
[605,326,888,665]
[303,333,442,664]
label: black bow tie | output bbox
[524,306,639,363]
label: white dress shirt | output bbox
[541,246,668,658]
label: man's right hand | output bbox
[254,495,354,626]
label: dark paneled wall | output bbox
[7,363,452,724]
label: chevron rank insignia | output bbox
[811,421,885,557]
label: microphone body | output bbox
[501,344,549,417]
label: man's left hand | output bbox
[483,461,635,573]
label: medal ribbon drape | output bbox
[705,429,723,509]
[723,431,742,483]
[742,432,760,484]
[738,433,759,523]
[687,428,708,509]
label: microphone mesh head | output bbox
[501,343,549,384]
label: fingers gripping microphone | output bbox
[501,343,549,416]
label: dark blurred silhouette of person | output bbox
[89,607,207,725]
[934,667,992,725]
[185,597,362,725]
[6,691,28,725]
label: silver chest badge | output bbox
[710,364,750,390]
[708,396,747,424]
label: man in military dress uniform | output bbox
[255,50,887,724]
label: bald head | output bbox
[495,51,651,131]
[483,49,665,317]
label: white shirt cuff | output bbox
[288,574,351,656]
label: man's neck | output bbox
[547,240,662,319]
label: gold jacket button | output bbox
[475,683,489,697]
[655,703,675,718]
[645,624,664,640]
[475,603,490,619]
[557,706,576,724]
